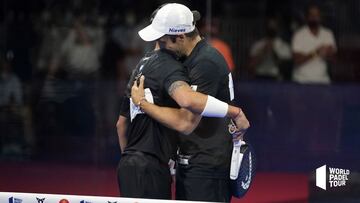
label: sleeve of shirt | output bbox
[189,60,220,96]
[292,31,306,54]
[163,62,190,92]
[325,30,337,51]
[275,39,292,59]
[119,95,130,118]
[250,40,262,56]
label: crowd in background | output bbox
[0,0,360,162]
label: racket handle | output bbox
[230,144,244,180]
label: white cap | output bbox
[138,3,199,41]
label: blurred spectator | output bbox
[292,4,337,84]
[4,10,36,83]
[111,10,152,74]
[0,56,25,157]
[35,9,66,77]
[49,11,104,79]
[200,18,235,72]
[248,18,292,81]
[38,10,104,140]
[0,55,23,107]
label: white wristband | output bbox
[201,95,229,117]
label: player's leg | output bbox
[117,154,146,197]
[143,155,172,199]
[176,166,231,202]
[117,152,171,199]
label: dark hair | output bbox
[185,27,200,39]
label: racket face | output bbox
[231,143,256,198]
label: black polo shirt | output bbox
[120,49,189,164]
[180,39,234,178]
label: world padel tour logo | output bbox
[316,165,350,190]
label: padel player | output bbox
[130,3,247,202]
[117,4,249,200]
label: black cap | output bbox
[192,10,201,22]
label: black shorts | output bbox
[117,151,172,199]
[176,164,232,202]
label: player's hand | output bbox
[232,109,250,141]
[131,75,145,106]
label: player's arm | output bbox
[116,96,130,152]
[138,102,201,135]
[166,80,249,134]
[116,115,127,153]
[166,80,242,120]
[130,76,200,134]
[132,76,249,134]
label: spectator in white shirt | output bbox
[0,58,23,107]
[249,18,292,81]
[0,57,25,157]
[292,4,337,84]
